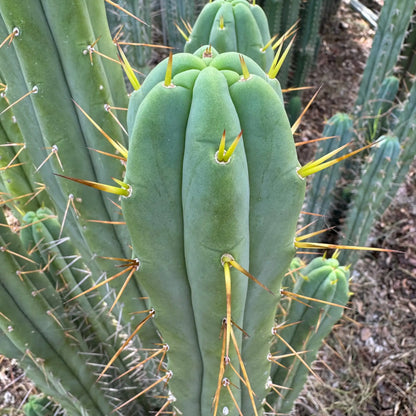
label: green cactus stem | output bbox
[269,255,350,413]
[339,136,401,265]
[355,0,416,121]
[123,47,305,415]
[184,0,274,71]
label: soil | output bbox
[1,1,415,415]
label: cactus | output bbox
[363,75,400,141]
[339,136,401,265]
[270,255,350,413]
[355,0,416,121]
[123,46,305,414]
[0,0,160,345]
[105,0,153,77]
[289,0,324,93]
[183,0,274,71]
[303,113,354,234]
[0,1,408,415]
[157,0,207,50]
[0,209,117,416]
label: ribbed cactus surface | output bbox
[184,0,274,71]
[271,255,350,413]
[123,47,305,414]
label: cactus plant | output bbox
[0,1,408,415]
[124,46,305,414]
[271,254,350,413]
[303,112,354,234]
[339,135,401,265]
[354,0,416,122]
[183,0,274,71]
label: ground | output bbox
[1,1,415,415]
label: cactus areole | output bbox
[123,48,305,415]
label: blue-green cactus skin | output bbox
[184,0,274,71]
[270,256,350,413]
[123,48,305,414]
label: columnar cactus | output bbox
[0,1,407,415]
[184,0,274,71]
[123,47,305,414]
[339,136,401,265]
[303,113,354,234]
[355,0,416,120]
[271,255,350,413]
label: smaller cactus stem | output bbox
[114,370,173,413]
[164,52,174,88]
[239,55,251,80]
[73,100,128,158]
[0,27,19,48]
[98,308,155,381]
[272,326,322,382]
[0,86,37,117]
